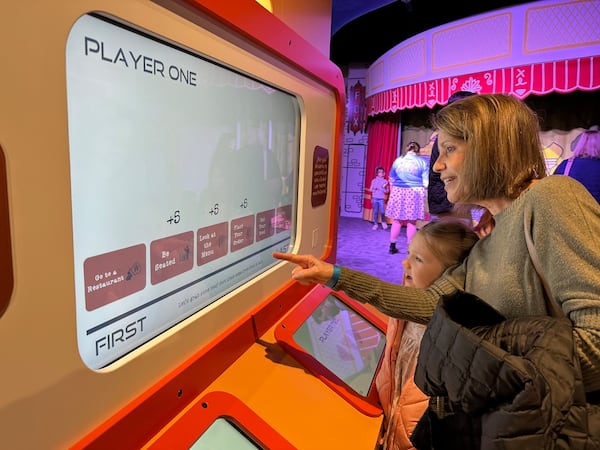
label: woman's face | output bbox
[402,233,445,289]
[433,131,467,203]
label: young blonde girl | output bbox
[376,220,478,450]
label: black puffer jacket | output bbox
[413,293,600,449]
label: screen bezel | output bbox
[274,284,387,416]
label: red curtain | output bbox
[362,112,400,222]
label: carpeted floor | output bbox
[335,216,406,286]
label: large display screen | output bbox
[66,13,300,369]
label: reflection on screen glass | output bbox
[189,418,261,450]
[66,13,300,368]
[293,295,386,396]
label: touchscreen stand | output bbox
[145,391,295,449]
[275,284,387,416]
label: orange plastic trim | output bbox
[144,391,295,449]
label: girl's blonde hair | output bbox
[431,94,546,202]
[418,220,479,268]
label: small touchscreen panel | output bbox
[145,392,295,450]
[275,285,386,416]
[189,418,260,450]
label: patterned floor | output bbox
[335,216,406,286]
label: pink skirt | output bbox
[385,186,426,220]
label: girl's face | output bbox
[402,233,445,288]
[433,131,467,203]
[377,169,385,177]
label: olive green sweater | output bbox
[332,175,600,392]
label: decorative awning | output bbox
[366,56,600,115]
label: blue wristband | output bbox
[325,264,341,288]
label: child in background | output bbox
[376,220,478,450]
[370,166,389,230]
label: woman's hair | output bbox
[572,130,600,159]
[419,220,479,268]
[401,141,421,156]
[431,94,546,202]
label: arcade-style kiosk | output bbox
[0,1,386,448]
